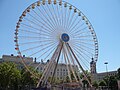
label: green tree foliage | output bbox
[109,76,118,90]
[82,80,89,88]
[0,62,21,90]
[100,75,118,89]
[117,68,120,80]
[20,68,37,87]
[99,80,106,86]
[92,81,98,89]
[0,62,40,90]
[103,76,109,86]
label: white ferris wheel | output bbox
[14,0,98,88]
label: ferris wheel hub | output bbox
[61,33,70,42]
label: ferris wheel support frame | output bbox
[66,43,92,87]
[37,40,92,87]
[37,41,63,87]
[65,43,83,86]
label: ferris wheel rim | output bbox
[14,0,98,80]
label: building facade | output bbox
[0,54,78,80]
[0,54,118,81]
[90,60,117,81]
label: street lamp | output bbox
[104,62,108,73]
[104,62,109,90]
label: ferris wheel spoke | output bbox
[43,45,57,61]
[60,4,64,27]
[24,13,55,34]
[65,8,71,31]
[18,36,41,39]
[20,23,52,36]
[55,3,62,26]
[67,12,75,31]
[70,25,90,36]
[46,3,60,34]
[19,29,53,38]
[73,42,95,54]
[24,17,54,35]
[73,45,94,55]
[58,3,64,28]
[73,40,95,47]
[35,5,57,31]
[73,44,93,60]
[74,35,93,39]
[43,4,58,28]
[63,5,67,30]
[42,4,58,28]
[18,35,54,41]
[36,6,56,31]
[72,38,94,42]
[51,4,60,27]
[19,29,42,35]
[19,38,56,45]
[19,39,55,46]
[68,17,83,34]
[36,42,58,60]
[67,15,79,32]
[19,41,48,46]
[71,30,92,38]
[63,6,67,30]
[56,3,62,26]
[73,42,95,51]
[72,39,94,44]
[20,41,57,53]
[69,23,85,36]
[28,41,57,57]
[72,47,90,70]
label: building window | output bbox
[40,67,42,70]
[57,72,59,75]
[63,72,65,75]
[60,72,62,76]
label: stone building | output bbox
[0,54,78,80]
[90,60,117,81]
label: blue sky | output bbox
[0,0,120,73]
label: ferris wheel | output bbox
[14,0,98,88]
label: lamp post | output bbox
[104,62,109,90]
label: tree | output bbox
[82,80,89,88]
[92,81,98,89]
[117,68,120,80]
[20,67,39,88]
[80,70,92,87]
[0,62,21,90]
[109,76,118,90]
[99,80,106,86]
